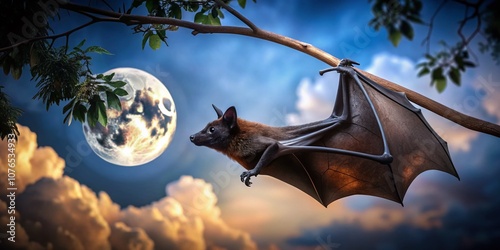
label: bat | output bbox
[190,59,459,206]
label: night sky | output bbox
[1,0,500,249]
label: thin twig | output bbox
[456,0,482,63]
[213,0,259,32]
[422,0,448,53]
[0,19,102,52]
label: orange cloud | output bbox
[0,124,64,195]
[0,124,258,250]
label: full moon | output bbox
[82,68,176,166]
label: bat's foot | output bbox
[240,170,258,187]
[339,58,359,67]
[319,58,359,75]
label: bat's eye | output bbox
[208,127,215,133]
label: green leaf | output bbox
[87,103,98,127]
[142,30,153,50]
[217,8,225,19]
[75,39,86,49]
[417,67,429,77]
[96,73,104,79]
[11,66,21,80]
[424,53,434,60]
[63,98,76,114]
[157,29,166,40]
[425,53,436,67]
[186,2,199,12]
[449,67,461,86]
[431,67,446,92]
[113,88,128,96]
[170,3,182,19]
[211,7,218,18]
[85,46,112,55]
[400,20,414,40]
[98,85,113,92]
[3,57,11,75]
[63,110,72,125]
[106,91,122,111]
[107,80,127,88]
[435,78,446,93]
[194,12,207,24]
[454,54,465,71]
[431,67,444,81]
[238,0,246,8]
[73,103,87,122]
[103,73,115,82]
[30,49,39,68]
[207,14,221,26]
[146,0,156,13]
[149,34,162,50]
[388,26,402,47]
[415,61,427,68]
[97,100,107,126]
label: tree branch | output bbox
[13,1,500,138]
[421,0,448,53]
[213,0,259,32]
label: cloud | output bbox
[17,177,111,250]
[0,125,258,250]
[109,222,154,250]
[285,73,338,125]
[476,73,500,124]
[167,176,257,250]
[0,124,64,195]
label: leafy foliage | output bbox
[27,39,126,128]
[416,42,476,93]
[62,72,127,127]
[479,1,500,65]
[31,42,82,110]
[131,0,254,50]
[0,0,52,81]
[369,0,423,47]
[370,0,500,92]
[0,87,22,140]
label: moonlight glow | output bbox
[83,68,176,166]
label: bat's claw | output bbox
[319,58,359,76]
[240,170,258,187]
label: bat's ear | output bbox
[212,104,223,118]
[223,106,239,130]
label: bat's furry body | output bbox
[190,59,458,206]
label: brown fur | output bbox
[223,118,289,170]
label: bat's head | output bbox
[190,105,239,151]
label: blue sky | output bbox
[1,0,500,249]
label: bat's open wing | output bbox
[260,63,458,206]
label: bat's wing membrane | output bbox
[260,66,458,207]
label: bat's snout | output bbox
[189,133,202,146]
